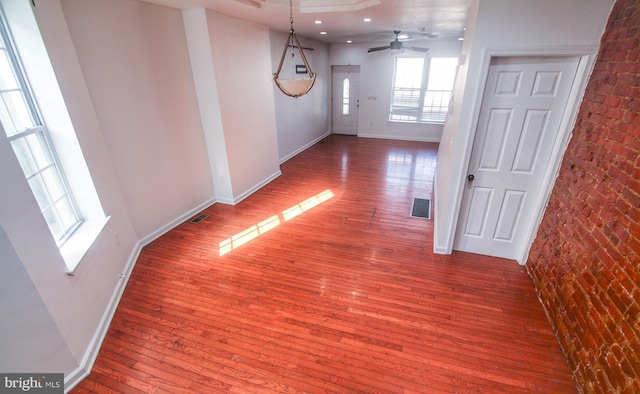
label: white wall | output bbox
[329,39,463,142]
[0,226,77,373]
[61,0,215,241]
[207,11,282,202]
[0,0,139,383]
[434,0,615,254]
[270,30,331,162]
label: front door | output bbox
[332,65,360,135]
[454,57,579,260]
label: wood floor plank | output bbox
[71,136,575,393]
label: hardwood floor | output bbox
[71,135,575,393]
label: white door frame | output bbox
[331,65,360,135]
[453,47,599,264]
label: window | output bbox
[342,77,350,115]
[1,1,108,274]
[0,12,81,243]
[390,57,458,124]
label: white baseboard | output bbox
[357,133,440,143]
[232,170,282,205]
[138,197,217,246]
[64,242,141,392]
[279,132,331,164]
[63,197,215,392]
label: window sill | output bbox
[60,215,111,275]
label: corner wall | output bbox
[527,0,640,391]
[206,10,281,201]
[270,30,331,162]
[433,0,614,255]
[61,0,215,240]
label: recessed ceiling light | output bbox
[458,37,464,41]
[347,40,352,44]
[315,20,322,24]
[363,18,372,22]
[320,31,327,35]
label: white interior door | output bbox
[332,65,360,135]
[454,57,579,260]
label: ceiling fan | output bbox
[367,31,429,53]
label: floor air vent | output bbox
[190,214,209,223]
[410,198,431,219]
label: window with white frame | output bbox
[389,56,458,124]
[0,12,81,243]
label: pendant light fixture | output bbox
[273,0,316,98]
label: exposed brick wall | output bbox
[526,0,640,392]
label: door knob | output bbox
[467,174,475,182]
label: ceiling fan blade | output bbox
[288,44,314,51]
[405,46,429,53]
[367,45,391,53]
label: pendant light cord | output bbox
[289,0,294,32]
[273,0,316,98]
[289,0,295,58]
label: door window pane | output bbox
[342,77,350,115]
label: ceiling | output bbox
[138,0,471,44]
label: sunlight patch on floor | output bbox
[282,189,334,221]
[219,189,334,256]
[218,215,280,256]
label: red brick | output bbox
[603,349,626,389]
[621,345,640,376]
[623,379,640,394]
[527,0,640,391]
